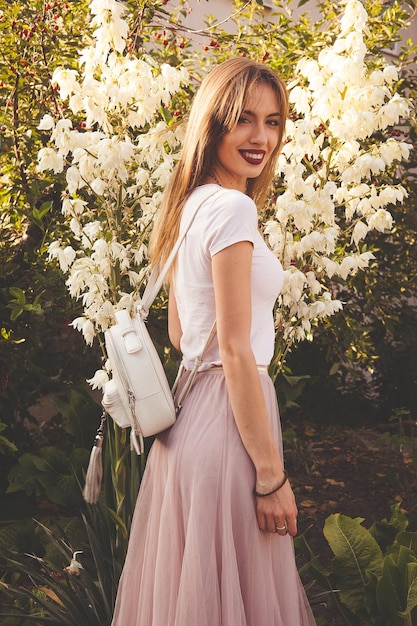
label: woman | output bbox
[111,57,316,626]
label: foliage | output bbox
[0,507,122,626]
[297,505,417,625]
[0,0,100,517]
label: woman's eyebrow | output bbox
[242,109,282,118]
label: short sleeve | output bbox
[204,190,258,257]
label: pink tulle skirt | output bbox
[111,369,316,626]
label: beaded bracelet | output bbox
[254,471,288,497]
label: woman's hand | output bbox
[255,478,298,536]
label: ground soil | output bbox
[283,414,417,625]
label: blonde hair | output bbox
[149,57,288,273]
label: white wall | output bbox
[174,0,416,57]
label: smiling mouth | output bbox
[239,150,266,165]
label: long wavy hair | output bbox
[149,57,288,273]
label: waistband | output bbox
[206,365,269,373]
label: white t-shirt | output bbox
[174,184,284,370]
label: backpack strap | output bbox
[138,187,221,319]
[172,319,218,414]
[138,187,221,413]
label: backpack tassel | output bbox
[83,413,106,504]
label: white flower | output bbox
[92,238,108,257]
[351,220,369,245]
[37,114,55,131]
[367,209,393,233]
[87,368,109,390]
[64,551,84,576]
[62,197,88,216]
[69,218,82,237]
[52,68,81,101]
[37,148,64,173]
[289,86,311,116]
[82,220,102,242]
[49,244,76,272]
[339,0,370,36]
[91,178,107,195]
[379,185,406,206]
[66,166,82,194]
[383,65,398,84]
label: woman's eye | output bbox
[238,116,250,124]
[267,119,280,127]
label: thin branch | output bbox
[150,1,254,37]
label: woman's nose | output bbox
[249,122,267,144]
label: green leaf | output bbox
[376,555,405,624]
[9,307,23,321]
[7,453,47,495]
[329,362,340,375]
[324,514,383,613]
[0,434,18,454]
[399,562,417,617]
[395,545,417,575]
[8,287,26,304]
[394,532,417,557]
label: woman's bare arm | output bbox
[212,241,297,535]
[168,289,182,351]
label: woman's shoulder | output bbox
[188,185,257,220]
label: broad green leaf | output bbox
[9,307,23,321]
[8,287,25,304]
[324,514,383,612]
[0,435,18,454]
[376,555,405,624]
[363,570,379,618]
[329,362,340,375]
[393,532,417,557]
[399,562,417,618]
[395,545,417,575]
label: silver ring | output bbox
[275,525,286,531]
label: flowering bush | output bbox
[265,0,410,365]
[37,0,412,386]
[38,0,188,389]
